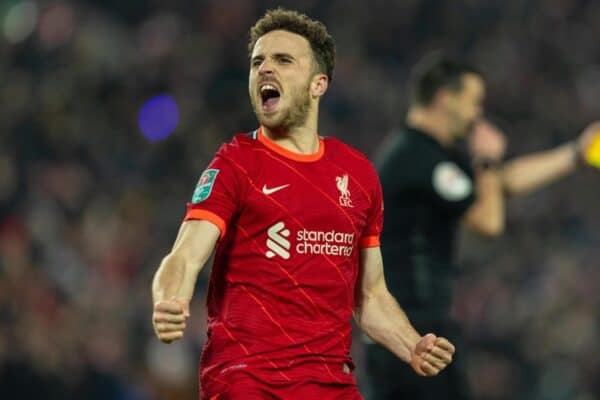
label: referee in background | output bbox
[366,53,600,399]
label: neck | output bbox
[406,106,453,146]
[262,107,320,154]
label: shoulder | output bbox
[376,129,436,163]
[324,136,378,176]
[215,132,257,159]
[378,129,455,174]
[324,137,373,167]
[375,129,448,191]
[207,131,263,178]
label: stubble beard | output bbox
[449,110,473,141]
[252,82,312,131]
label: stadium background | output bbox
[0,0,599,399]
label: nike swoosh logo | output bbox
[262,184,290,195]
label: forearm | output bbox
[152,253,198,304]
[152,220,219,304]
[502,142,577,196]
[463,168,505,236]
[355,288,421,363]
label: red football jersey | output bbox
[185,127,383,394]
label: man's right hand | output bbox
[469,119,507,162]
[152,298,190,343]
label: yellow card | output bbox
[586,133,600,168]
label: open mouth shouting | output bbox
[260,83,281,114]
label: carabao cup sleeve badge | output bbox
[192,169,219,203]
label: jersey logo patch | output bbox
[266,221,291,259]
[262,184,290,195]
[336,174,353,208]
[192,169,219,203]
[432,162,473,201]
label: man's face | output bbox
[249,30,316,130]
[444,73,485,139]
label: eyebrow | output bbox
[251,52,296,63]
[273,52,295,60]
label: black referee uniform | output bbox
[367,125,476,400]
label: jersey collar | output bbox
[256,126,325,162]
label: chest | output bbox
[240,156,372,236]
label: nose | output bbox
[258,59,274,76]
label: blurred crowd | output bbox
[0,0,599,399]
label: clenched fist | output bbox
[152,298,190,343]
[410,333,455,376]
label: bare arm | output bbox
[152,219,220,342]
[462,120,506,237]
[501,142,578,196]
[462,167,505,237]
[153,220,220,303]
[502,121,600,196]
[502,142,586,196]
[354,247,455,376]
[354,247,420,362]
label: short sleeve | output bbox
[184,148,243,239]
[359,173,384,249]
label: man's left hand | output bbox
[577,121,600,166]
[409,333,456,377]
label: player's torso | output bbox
[237,147,370,262]
[198,133,378,386]
[216,138,372,319]
[204,135,377,352]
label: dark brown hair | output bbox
[410,52,481,106]
[248,8,336,81]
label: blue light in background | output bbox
[138,94,179,141]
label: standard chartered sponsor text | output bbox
[296,228,355,256]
